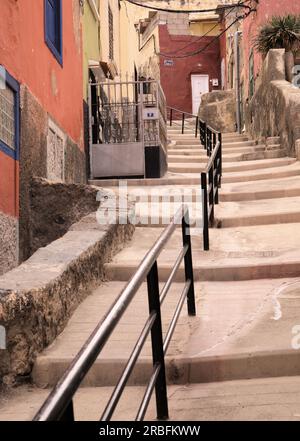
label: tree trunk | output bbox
[285,51,295,83]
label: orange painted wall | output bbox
[0,151,19,218]
[0,0,83,148]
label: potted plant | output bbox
[254,15,300,82]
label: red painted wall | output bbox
[243,0,300,96]
[0,0,83,147]
[159,25,221,114]
[0,0,83,220]
[0,151,19,218]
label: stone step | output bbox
[216,195,300,227]
[221,175,300,202]
[222,161,300,183]
[104,223,300,282]
[89,161,300,187]
[4,376,300,420]
[168,145,267,155]
[168,150,287,164]
[32,274,300,387]
[168,157,295,174]
[106,177,300,204]
[133,201,201,227]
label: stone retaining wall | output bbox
[0,209,134,385]
[246,49,300,156]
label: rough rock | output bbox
[29,177,109,255]
[246,49,300,156]
[0,207,135,383]
[198,89,236,133]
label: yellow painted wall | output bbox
[82,0,101,100]
[189,20,221,36]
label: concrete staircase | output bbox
[3,127,300,421]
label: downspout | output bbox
[234,31,242,133]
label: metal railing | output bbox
[201,130,222,251]
[167,106,199,136]
[166,105,222,251]
[33,205,196,422]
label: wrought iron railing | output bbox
[89,79,167,150]
[201,131,222,251]
[167,106,199,136]
[33,205,196,422]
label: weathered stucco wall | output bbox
[19,87,86,263]
[247,49,300,155]
[0,212,18,276]
[0,205,135,384]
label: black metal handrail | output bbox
[167,106,200,136]
[33,205,196,422]
[201,132,222,251]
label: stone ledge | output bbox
[0,211,134,384]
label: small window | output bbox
[108,5,114,60]
[44,0,63,65]
[0,68,20,160]
[47,119,65,182]
[249,50,254,98]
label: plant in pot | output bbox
[254,15,300,82]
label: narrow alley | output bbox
[1,0,300,430]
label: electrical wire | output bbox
[158,8,254,58]
[124,0,251,15]
[161,2,243,57]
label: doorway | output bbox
[191,74,209,115]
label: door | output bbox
[191,75,209,115]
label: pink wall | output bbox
[243,0,300,96]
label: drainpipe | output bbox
[234,31,242,134]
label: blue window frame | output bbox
[0,69,20,161]
[44,0,63,66]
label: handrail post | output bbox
[182,112,185,134]
[195,116,199,138]
[182,211,196,316]
[209,165,214,224]
[201,172,209,251]
[59,400,74,422]
[147,261,169,420]
[170,108,173,127]
[214,154,219,205]
[219,132,222,183]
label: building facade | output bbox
[0,0,85,273]
[219,0,300,131]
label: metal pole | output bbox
[195,116,199,138]
[209,165,214,223]
[87,80,94,180]
[182,212,196,316]
[235,31,242,134]
[170,108,173,127]
[201,172,209,251]
[147,262,169,420]
[182,113,185,135]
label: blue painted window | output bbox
[0,69,20,160]
[44,0,63,65]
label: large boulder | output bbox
[198,89,236,133]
